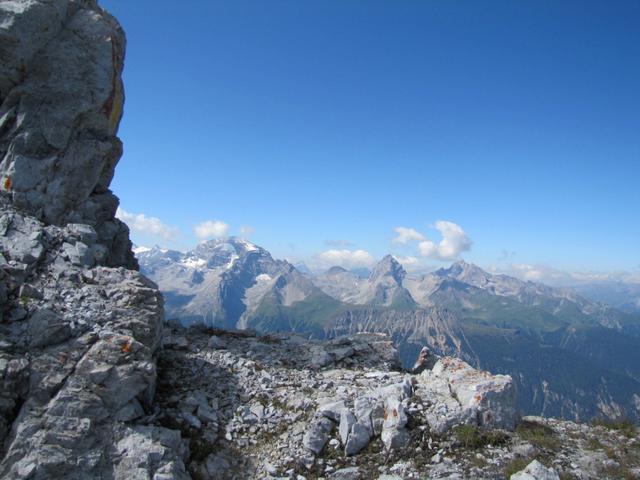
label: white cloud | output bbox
[392,227,425,244]
[116,208,179,241]
[316,249,375,269]
[239,225,255,237]
[394,220,472,261]
[194,220,229,240]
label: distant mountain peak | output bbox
[436,259,487,280]
[196,236,259,251]
[370,254,406,283]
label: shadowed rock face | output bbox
[0,0,135,268]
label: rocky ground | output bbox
[151,326,640,479]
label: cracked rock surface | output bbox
[0,198,190,479]
[0,0,135,268]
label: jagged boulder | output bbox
[303,354,517,458]
[415,356,518,434]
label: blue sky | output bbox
[102,0,639,280]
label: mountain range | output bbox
[136,238,640,423]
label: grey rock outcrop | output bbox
[0,200,189,478]
[0,1,189,478]
[416,356,519,434]
[0,0,135,268]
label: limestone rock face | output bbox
[0,200,189,479]
[416,356,518,434]
[0,1,190,478]
[0,0,135,268]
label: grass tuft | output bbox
[453,424,509,450]
[516,420,561,451]
[591,417,638,438]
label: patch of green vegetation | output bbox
[485,429,510,446]
[586,437,603,450]
[591,417,638,438]
[504,456,536,477]
[516,420,561,451]
[469,453,488,469]
[453,424,509,449]
[454,424,484,449]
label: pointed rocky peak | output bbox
[436,259,488,282]
[226,236,262,254]
[370,255,406,284]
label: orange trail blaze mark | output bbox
[121,339,132,353]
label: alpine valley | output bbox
[137,238,640,423]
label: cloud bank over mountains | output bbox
[117,208,638,285]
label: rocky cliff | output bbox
[0,0,135,268]
[0,1,185,478]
